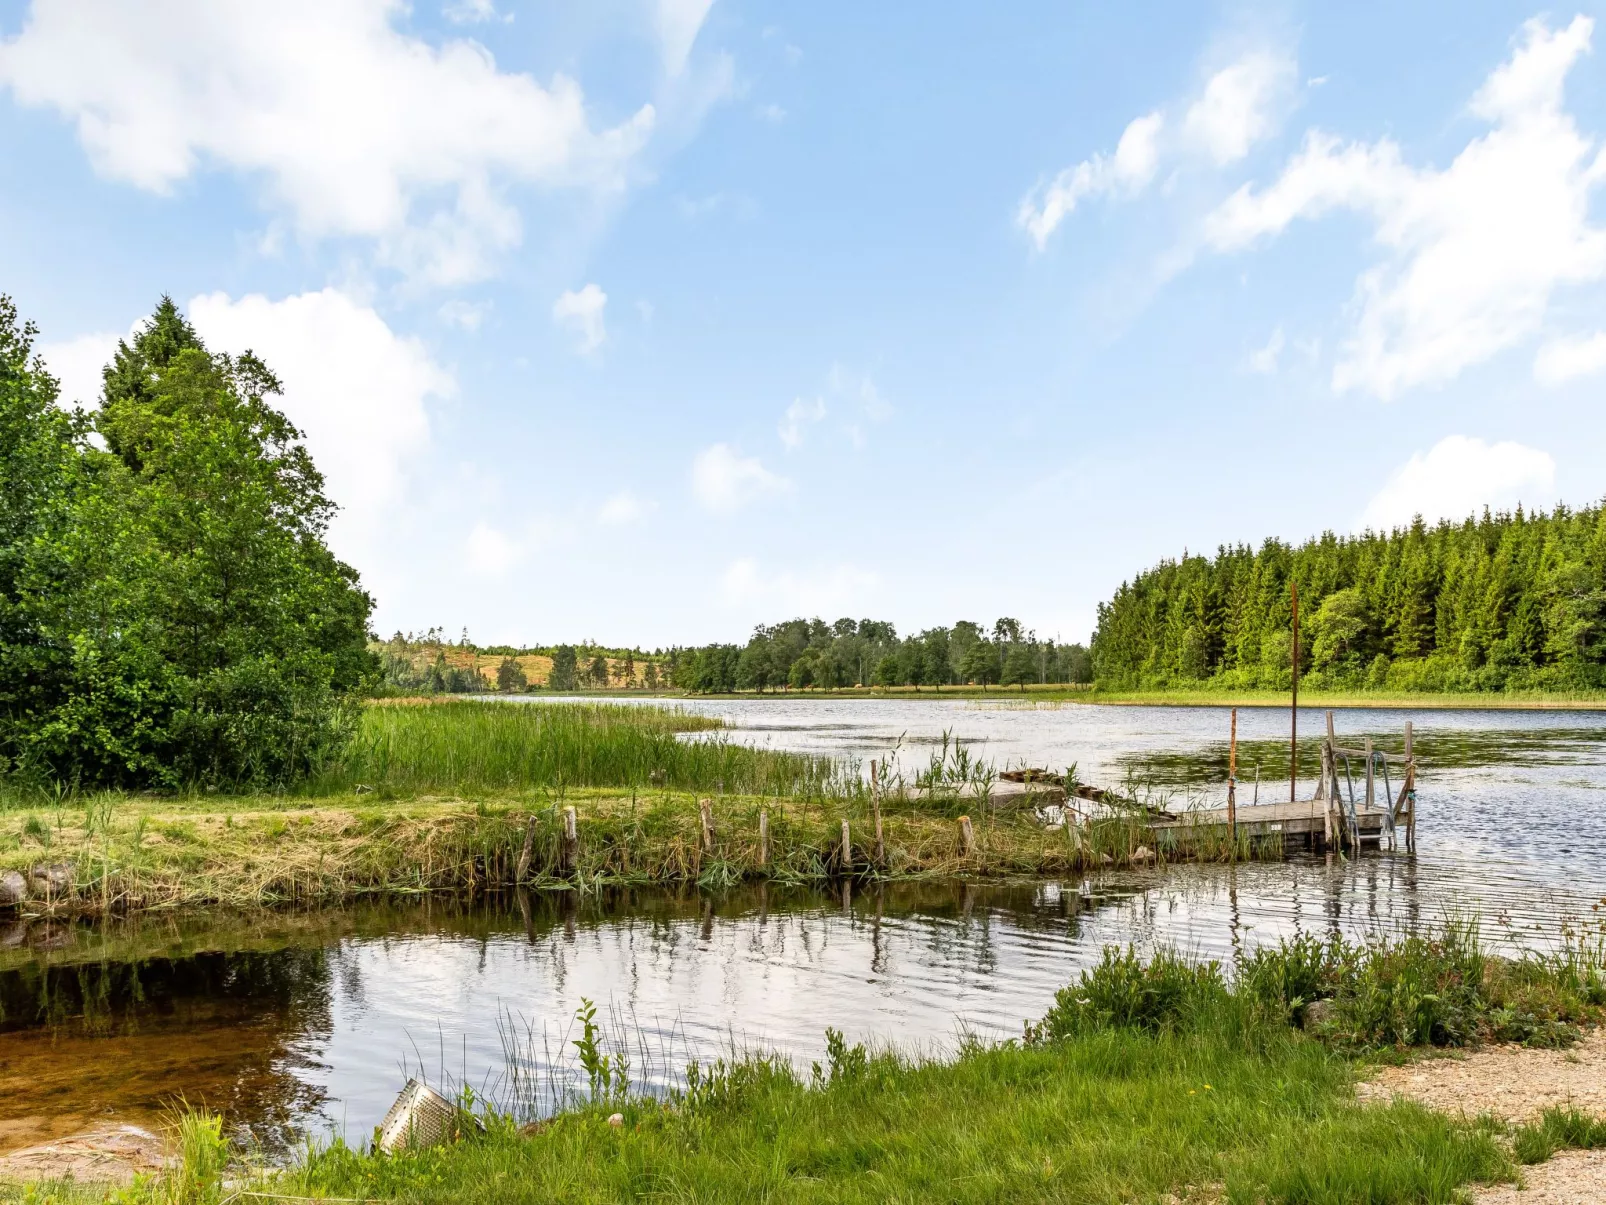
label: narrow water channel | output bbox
[0,702,1601,1156]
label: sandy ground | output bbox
[0,1123,168,1185]
[1357,1029,1606,1205]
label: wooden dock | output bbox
[1152,712,1417,856]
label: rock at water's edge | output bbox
[0,870,26,907]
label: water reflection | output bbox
[0,860,1599,1154]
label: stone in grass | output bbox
[1303,999,1335,1029]
[0,870,26,908]
[28,863,73,895]
[1131,845,1155,864]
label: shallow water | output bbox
[0,699,1602,1154]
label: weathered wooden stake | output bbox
[699,798,715,853]
[870,759,885,865]
[516,815,538,882]
[1404,720,1416,852]
[840,818,852,873]
[559,806,579,875]
[1226,708,1238,853]
[757,808,769,867]
[958,814,975,856]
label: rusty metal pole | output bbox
[1289,581,1300,804]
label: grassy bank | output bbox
[106,926,1605,1205]
[0,784,1209,915]
[0,699,1265,915]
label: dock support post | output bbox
[1404,721,1416,853]
[1227,708,1238,858]
[1289,581,1300,804]
[1364,737,1375,848]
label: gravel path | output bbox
[1357,1029,1606,1205]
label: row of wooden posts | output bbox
[509,759,982,879]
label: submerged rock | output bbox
[0,870,27,907]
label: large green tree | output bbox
[2,296,375,787]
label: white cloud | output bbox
[552,284,607,353]
[1205,16,1606,399]
[1245,326,1284,374]
[1182,51,1296,164]
[655,0,715,78]
[1534,330,1606,383]
[466,521,520,576]
[1018,48,1295,250]
[438,299,490,331]
[188,289,450,549]
[691,443,790,513]
[778,396,826,449]
[719,558,877,614]
[0,0,654,285]
[443,0,506,24]
[1360,435,1556,531]
[598,491,648,525]
[1017,112,1163,249]
[36,330,121,407]
[757,103,786,123]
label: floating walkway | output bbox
[1152,712,1417,856]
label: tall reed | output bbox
[305,701,835,797]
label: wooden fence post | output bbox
[758,808,769,868]
[870,759,885,866]
[958,815,975,857]
[699,798,715,853]
[840,819,852,873]
[516,814,538,882]
[559,806,578,875]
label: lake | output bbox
[0,698,1601,1154]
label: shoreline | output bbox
[478,686,1606,711]
[0,789,1244,919]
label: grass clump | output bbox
[1511,1105,1606,1164]
[1240,921,1606,1049]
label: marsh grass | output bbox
[306,700,836,797]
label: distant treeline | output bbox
[668,618,1092,693]
[374,631,666,694]
[1091,503,1606,693]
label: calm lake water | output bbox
[0,699,1602,1153]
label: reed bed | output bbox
[303,700,836,797]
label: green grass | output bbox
[304,699,837,797]
[89,927,1602,1205]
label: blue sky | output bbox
[4,1,1605,648]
